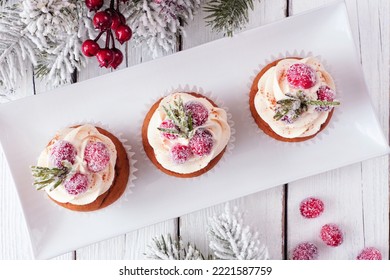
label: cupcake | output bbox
[31,124,130,211]
[142,92,231,178]
[249,57,340,142]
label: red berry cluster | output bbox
[82,0,132,69]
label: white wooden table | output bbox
[1,0,389,260]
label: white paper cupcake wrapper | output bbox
[247,50,342,148]
[137,85,236,181]
[42,120,137,215]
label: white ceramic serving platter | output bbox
[0,1,388,259]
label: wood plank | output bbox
[287,0,389,260]
[179,0,287,260]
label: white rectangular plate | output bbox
[0,1,388,259]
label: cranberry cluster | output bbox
[82,0,132,69]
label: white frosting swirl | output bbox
[37,124,117,205]
[147,92,231,174]
[254,57,336,138]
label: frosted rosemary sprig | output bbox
[158,97,194,139]
[31,162,71,191]
[274,91,340,123]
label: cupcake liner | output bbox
[247,50,342,148]
[137,85,236,180]
[42,120,137,215]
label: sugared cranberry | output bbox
[292,242,318,260]
[185,101,209,127]
[115,24,132,44]
[85,0,104,11]
[300,197,324,219]
[320,224,343,247]
[357,247,382,260]
[82,39,100,57]
[159,120,179,140]
[171,144,192,164]
[93,11,112,31]
[84,142,110,173]
[110,48,123,69]
[96,48,114,68]
[316,86,336,112]
[189,129,213,156]
[64,173,89,195]
[287,63,317,89]
[50,140,77,168]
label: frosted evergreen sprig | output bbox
[274,91,340,123]
[31,162,71,191]
[158,97,194,139]
[207,205,269,260]
[0,4,37,91]
[204,0,258,36]
[145,234,205,260]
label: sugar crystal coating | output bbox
[189,129,214,156]
[357,247,382,260]
[64,172,88,195]
[287,63,317,89]
[185,101,209,127]
[320,224,343,247]
[300,197,324,218]
[292,242,318,260]
[84,141,110,173]
[159,120,179,140]
[50,140,77,168]
[171,144,192,164]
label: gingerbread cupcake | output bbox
[142,92,231,178]
[249,57,340,142]
[31,124,130,211]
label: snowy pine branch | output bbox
[208,205,269,260]
[204,0,258,36]
[145,234,205,260]
[123,0,200,58]
[0,4,37,91]
[20,0,94,87]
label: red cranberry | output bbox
[320,224,343,247]
[93,11,112,31]
[85,0,103,11]
[185,101,209,127]
[96,48,114,68]
[84,142,110,173]
[82,39,100,57]
[115,24,132,44]
[300,197,324,219]
[292,242,318,260]
[171,144,192,164]
[105,9,122,30]
[189,129,213,156]
[50,140,77,168]
[159,120,179,140]
[357,247,382,260]
[110,48,123,69]
[287,63,317,89]
[64,173,89,196]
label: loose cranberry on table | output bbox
[356,247,382,260]
[320,224,343,247]
[299,197,324,219]
[292,242,318,260]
